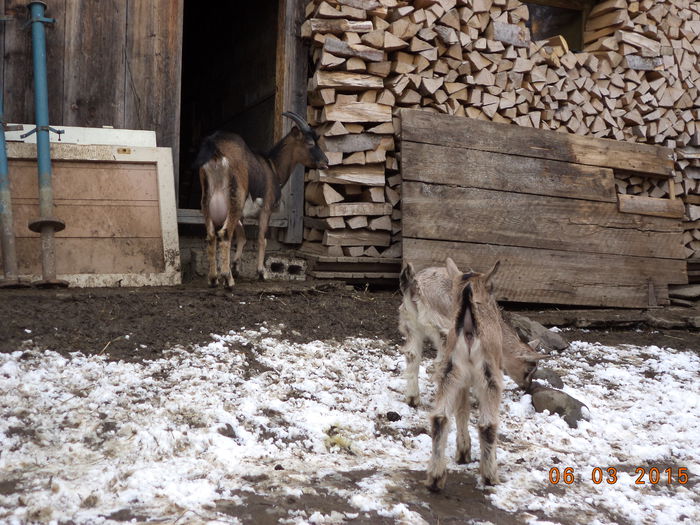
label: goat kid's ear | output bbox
[445,257,461,279]
[485,260,501,290]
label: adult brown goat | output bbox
[195,112,328,288]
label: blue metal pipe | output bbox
[26,1,66,286]
[0,88,20,285]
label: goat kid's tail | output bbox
[399,262,415,296]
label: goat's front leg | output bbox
[231,220,246,277]
[474,360,503,486]
[426,355,461,492]
[255,208,272,280]
[205,218,218,288]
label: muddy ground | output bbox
[1,279,698,361]
[1,278,699,524]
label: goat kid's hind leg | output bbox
[205,218,218,287]
[426,357,462,492]
[474,360,503,486]
[399,307,423,407]
[454,385,472,464]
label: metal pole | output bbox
[25,1,66,287]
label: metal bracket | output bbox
[19,125,64,140]
[22,15,55,30]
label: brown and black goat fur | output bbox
[195,112,328,288]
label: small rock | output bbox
[386,411,401,422]
[505,312,569,352]
[532,368,564,389]
[274,464,284,471]
[530,384,589,429]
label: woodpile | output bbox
[301,0,700,263]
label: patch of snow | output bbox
[0,334,698,524]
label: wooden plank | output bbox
[403,238,686,308]
[306,202,392,217]
[63,1,128,128]
[309,165,385,186]
[308,270,399,279]
[618,195,686,219]
[323,229,390,246]
[12,203,162,238]
[3,0,66,123]
[10,238,165,275]
[400,109,674,176]
[125,0,184,176]
[402,141,617,203]
[277,0,308,244]
[402,182,685,260]
[323,101,392,122]
[311,70,384,91]
[9,160,159,201]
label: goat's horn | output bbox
[282,111,312,134]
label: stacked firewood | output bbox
[301,0,700,260]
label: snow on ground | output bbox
[0,326,699,524]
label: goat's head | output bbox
[502,335,548,391]
[282,112,329,170]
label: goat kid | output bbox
[399,261,544,408]
[196,112,328,288]
[423,258,504,489]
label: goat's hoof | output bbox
[406,396,419,408]
[208,277,218,288]
[425,473,446,493]
[257,270,266,281]
[481,473,499,486]
[456,451,471,465]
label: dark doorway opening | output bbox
[178,1,280,210]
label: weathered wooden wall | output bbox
[1,142,181,287]
[1,0,183,164]
[401,110,687,308]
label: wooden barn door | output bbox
[400,109,687,308]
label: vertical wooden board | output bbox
[124,0,183,175]
[63,0,127,128]
[403,238,685,308]
[2,0,66,124]
[278,0,308,244]
[0,0,5,100]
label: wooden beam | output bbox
[618,195,686,219]
[402,141,617,203]
[400,109,674,176]
[402,182,685,260]
[403,238,685,308]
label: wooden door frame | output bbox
[274,0,308,244]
